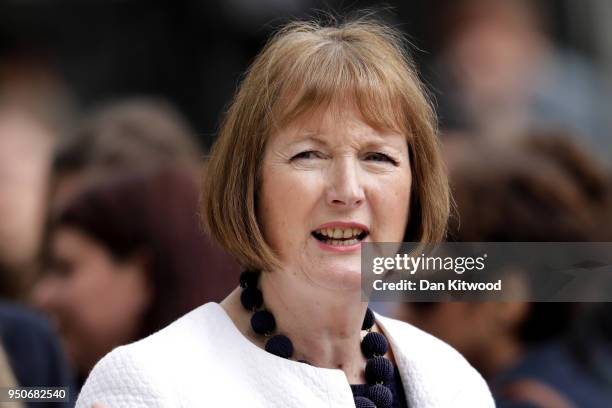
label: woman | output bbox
[33,169,238,383]
[77,19,494,407]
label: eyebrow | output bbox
[288,132,329,146]
[286,128,406,149]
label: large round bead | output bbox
[366,384,393,408]
[251,310,276,335]
[365,356,394,385]
[361,332,389,358]
[265,334,293,359]
[239,270,260,288]
[362,308,375,331]
[353,396,376,408]
[240,286,263,310]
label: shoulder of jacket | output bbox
[375,312,495,406]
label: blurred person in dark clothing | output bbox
[433,0,612,163]
[397,133,612,407]
[0,302,76,407]
[32,169,238,383]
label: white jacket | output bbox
[76,303,494,407]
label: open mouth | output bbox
[311,227,369,246]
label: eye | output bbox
[364,152,399,166]
[291,151,325,160]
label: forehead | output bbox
[269,104,407,148]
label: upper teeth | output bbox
[316,227,364,239]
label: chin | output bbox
[310,260,363,292]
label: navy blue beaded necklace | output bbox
[240,270,395,408]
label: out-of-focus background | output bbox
[1,0,611,407]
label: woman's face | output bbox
[259,106,411,291]
[32,227,151,374]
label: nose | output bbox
[326,157,365,209]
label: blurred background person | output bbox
[0,55,78,407]
[32,97,240,388]
[396,133,612,407]
[433,0,612,162]
[444,133,612,242]
[49,97,203,214]
[32,169,238,385]
[0,60,73,299]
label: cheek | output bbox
[63,261,147,345]
[369,172,412,240]
[260,167,323,252]
[62,262,122,325]
[49,263,117,360]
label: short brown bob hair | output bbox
[201,17,450,272]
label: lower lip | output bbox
[315,238,363,252]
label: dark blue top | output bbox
[0,301,77,407]
[494,340,612,408]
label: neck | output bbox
[261,267,368,368]
[221,267,370,383]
